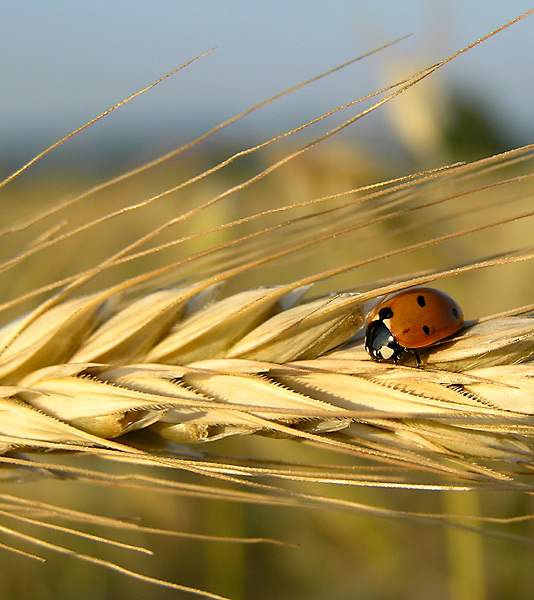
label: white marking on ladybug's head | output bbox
[379,345,396,360]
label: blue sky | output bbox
[1,1,533,156]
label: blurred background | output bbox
[1,3,534,600]
[1,1,534,170]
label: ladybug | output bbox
[364,287,463,365]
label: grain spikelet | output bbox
[0,293,110,384]
[19,364,167,438]
[146,286,309,364]
[71,288,191,363]
[226,292,363,361]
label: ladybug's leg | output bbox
[413,350,421,367]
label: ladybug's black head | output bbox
[364,320,404,363]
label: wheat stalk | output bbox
[2,281,532,477]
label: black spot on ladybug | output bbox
[378,306,394,320]
[452,307,459,319]
[416,295,426,307]
[423,325,430,335]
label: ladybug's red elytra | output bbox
[364,287,464,365]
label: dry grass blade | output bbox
[0,51,215,193]
[0,518,232,600]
